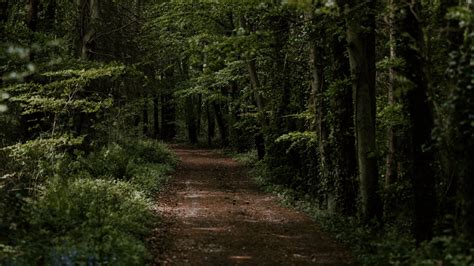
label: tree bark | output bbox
[26,0,39,31]
[77,0,99,59]
[206,104,215,147]
[328,21,357,216]
[247,58,266,160]
[160,70,176,141]
[396,0,436,242]
[342,0,382,222]
[142,95,149,136]
[213,102,228,147]
[186,96,198,144]
[153,95,160,138]
[385,0,398,186]
[0,0,8,22]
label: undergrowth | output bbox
[232,150,474,266]
[0,137,177,264]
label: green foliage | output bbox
[0,136,176,264]
[128,163,173,197]
[21,178,154,265]
[262,132,320,195]
[79,143,135,180]
[123,139,178,166]
[256,175,474,265]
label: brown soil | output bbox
[151,145,355,265]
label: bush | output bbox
[18,178,155,265]
[129,163,173,197]
[0,136,84,250]
[123,139,177,166]
[79,140,176,180]
[79,143,134,180]
[262,132,320,195]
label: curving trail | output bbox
[151,145,354,265]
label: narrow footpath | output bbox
[152,146,354,265]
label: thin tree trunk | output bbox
[45,0,57,26]
[197,94,202,136]
[213,102,228,147]
[143,95,148,136]
[206,104,215,147]
[153,95,160,138]
[77,0,99,59]
[186,96,198,144]
[247,59,266,159]
[385,0,398,186]
[26,0,39,31]
[0,0,8,22]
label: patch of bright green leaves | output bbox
[0,137,176,264]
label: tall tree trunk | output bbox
[45,0,57,27]
[153,95,160,138]
[308,14,330,209]
[247,59,266,160]
[77,0,99,59]
[385,0,398,186]
[213,102,228,147]
[160,70,176,141]
[0,0,8,22]
[241,15,267,159]
[142,95,148,136]
[186,96,198,144]
[328,21,357,216]
[161,92,176,141]
[341,0,382,222]
[197,94,202,136]
[26,0,39,31]
[206,104,215,147]
[396,0,436,242]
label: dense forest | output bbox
[1,0,473,264]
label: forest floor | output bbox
[151,145,354,265]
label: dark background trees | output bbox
[1,0,473,264]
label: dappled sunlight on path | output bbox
[152,146,354,265]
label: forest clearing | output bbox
[1,0,473,265]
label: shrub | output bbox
[79,140,176,180]
[123,139,177,166]
[78,143,133,179]
[0,135,84,252]
[129,163,173,197]
[19,178,155,265]
[262,132,320,195]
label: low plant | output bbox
[17,178,155,265]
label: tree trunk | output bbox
[77,0,99,59]
[206,104,215,147]
[385,0,398,186]
[161,70,176,141]
[197,94,202,136]
[213,102,228,147]
[26,0,39,31]
[142,95,148,136]
[0,0,8,22]
[186,96,198,144]
[45,0,57,26]
[396,0,436,242]
[328,21,357,216]
[342,0,382,222]
[247,59,266,159]
[153,95,160,138]
[308,16,330,210]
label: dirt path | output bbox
[152,146,354,265]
